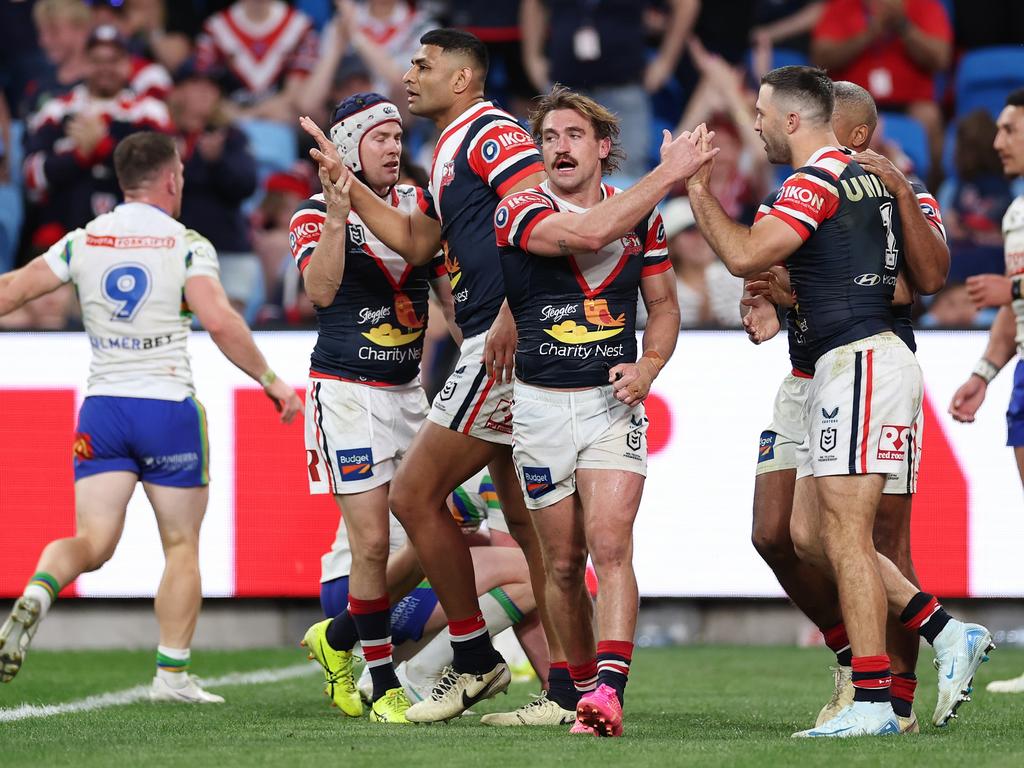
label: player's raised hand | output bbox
[745,266,794,308]
[949,375,987,423]
[658,124,719,183]
[264,377,303,423]
[300,115,344,183]
[853,149,912,199]
[966,273,1013,308]
[740,294,780,345]
[318,163,353,222]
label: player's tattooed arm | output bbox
[557,239,571,256]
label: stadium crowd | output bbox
[0,0,1022,355]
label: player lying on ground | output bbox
[0,132,301,702]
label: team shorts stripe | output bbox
[449,364,488,432]
[849,350,863,474]
[859,350,874,474]
[312,382,337,493]
[188,396,210,485]
[462,376,497,435]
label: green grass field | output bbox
[2,646,1023,767]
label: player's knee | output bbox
[352,536,390,569]
[546,550,586,593]
[789,518,821,566]
[588,537,631,573]
[751,523,796,569]
[387,479,430,525]
[80,535,118,571]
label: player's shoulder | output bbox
[497,185,555,215]
[467,109,534,151]
[795,146,853,183]
[1004,195,1024,231]
[290,193,327,220]
[183,228,215,252]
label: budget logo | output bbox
[523,466,555,499]
[758,430,776,463]
[337,448,374,482]
[877,425,910,461]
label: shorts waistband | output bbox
[815,332,906,366]
[513,379,612,405]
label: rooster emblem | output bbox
[583,298,625,330]
[443,242,462,288]
[394,292,424,329]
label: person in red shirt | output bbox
[811,0,951,181]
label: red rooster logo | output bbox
[583,298,626,330]
[394,292,424,329]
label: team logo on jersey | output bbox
[485,399,513,435]
[620,233,642,258]
[820,428,837,453]
[522,466,555,499]
[337,448,374,481]
[758,430,777,463]
[821,407,839,423]
[443,242,462,289]
[544,298,625,344]
[347,223,365,247]
[72,433,94,461]
[441,160,455,187]
[877,425,910,461]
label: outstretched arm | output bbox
[949,305,1017,424]
[0,256,67,316]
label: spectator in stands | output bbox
[87,0,178,99]
[676,40,773,221]
[918,282,983,327]
[521,0,697,179]
[811,0,952,184]
[23,25,171,245]
[449,0,534,117]
[22,0,92,119]
[195,0,319,123]
[169,59,261,317]
[938,109,1014,281]
[748,0,824,79]
[662,196,744,328]
[252,169,315,326]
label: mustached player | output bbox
[0,132,301,700]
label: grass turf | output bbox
[2,646,1023,767]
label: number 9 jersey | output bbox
[42,202,221,400]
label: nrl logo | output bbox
[348,224,365,246]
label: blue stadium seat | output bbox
[239,119,298,174]
[954,46,1024,118]
[879,112,930,180]
[0,121,26,273]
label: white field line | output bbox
[0,663,318,722]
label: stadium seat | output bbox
[239,119,298,174]
[0,121,26,273]
[954,46,1024,118]
[879,112,930,180]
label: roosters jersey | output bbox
[495,181,669,388]
[424,101,544,337]
[196,1,317,103]
[41,203,220,400]
[1003,196,1024,352]
[755,147,902,373]
[289,185,445,386]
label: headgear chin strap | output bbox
[329,92,402,173]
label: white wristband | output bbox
[972,358,999,384]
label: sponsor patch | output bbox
[486,398,513,434]
[877,425,910,461]
[757,430,776,463]
[337,447,374,482]
[626,414,647,452]
[821,406,839,423]
[820,428,837,453]
[482,139,500,162]
[73,433,94,461]
[523,466,555,499]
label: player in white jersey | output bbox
[0,133,301,700]
[949,89,1024,693]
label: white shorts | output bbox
[511,381,647,510]
[755,372,811,476]
[800,333,923,482]
[428,333,513,445]
[305,377,428,495]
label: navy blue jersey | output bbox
[424,101,544,338]
[757,147,901,372]
[289,185,444,385]
[495,181,670,388]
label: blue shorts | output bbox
[320,577,440,646]
[1007,360,1024,446]
[73,396,209,487]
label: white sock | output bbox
[156,645,191,688]
[23,584,54,617]
[479,589,519,636]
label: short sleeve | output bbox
[417,186,439,221]
[911,180,946,241]
[494,190,556,250]
[641,209,670,277]
[764,169,841,242]
[288,198,327,274]
[467,119,544,197]
[429,253,447,279]
[184,230,220,279]
[40,229,83,283]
